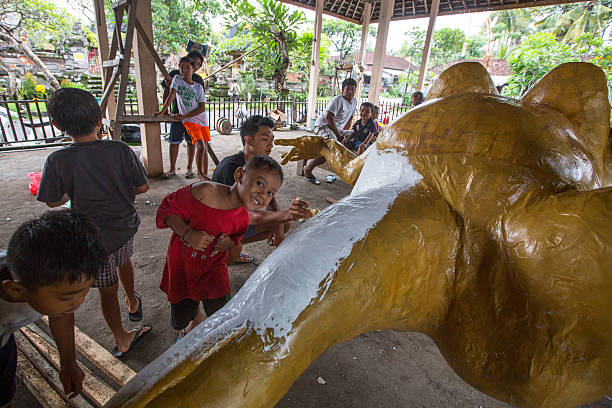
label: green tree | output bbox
[506,32,612,97]
[489,9,534,58]
[431,27,466,69]
[225,0,305,93]
[534,1,612,42]
[0,0,77,91]
[321,18,375,63]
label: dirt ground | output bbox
[1,130,610,408]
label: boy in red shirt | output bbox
[156,155,284,339]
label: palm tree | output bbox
[535,1,612,41]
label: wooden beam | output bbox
[41,317,135,387]
[20,325,115,407]
[305,0,323,131]
[277,0,361,23]
[15,332,94,408]
[355,1,372,102]
[133,18,170,81]
[368,0,394,105]
[416,0,440,91]
[16,350,71,408]
[93,0,116,119]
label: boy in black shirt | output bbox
[343,102,377,155]
[38,88,151,357]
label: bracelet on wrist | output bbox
[180,228,191,242]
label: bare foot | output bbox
[184,308,205,334]
[198,173,210,181]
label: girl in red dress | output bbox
[156,156,284,339]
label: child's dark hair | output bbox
[360,102,375,112]
[6,210,106,291]
[186,50,203,65]
[48,88,101,137]
[179,56,194,66]
[342,78,357,90]
[244,155,284,184]
[240,115,275,146]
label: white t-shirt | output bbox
[170,76,209,126]
[314,95,357,131]
[0,252,42,347]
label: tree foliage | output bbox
[224,0,305,93]
[534,1,612,42]
[506,32,612,97]
[321,18,374,63]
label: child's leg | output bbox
[194,140,205,178]
[184,308,204,333]
[169,144,180,173]
[170,298,200,331]
[186,140,195,174]
[0,334,17,407]
[201,142,209,178]
[202,295,230,317]
[117,259,138,314]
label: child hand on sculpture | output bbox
[0,210,107,405]
[156,155,284,341]
[156,55,211,180]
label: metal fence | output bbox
[0,96,411,149]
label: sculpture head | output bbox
[105,62,612,408]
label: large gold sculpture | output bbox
[105,62,612,408]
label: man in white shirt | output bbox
[305,78,358,184]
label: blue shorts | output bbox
[243,225,257,240]
[168,122,193,145]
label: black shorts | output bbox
[168,122,193,145]
[170,295,230,330]
[0,334,17,406]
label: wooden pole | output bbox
[306,0,323,129]
[368,0,394,105]
[93,0,116,119]
[416,0,440,91]
[131,0,163,176]
[355,1,372,102]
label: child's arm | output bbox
[173,102,206,121]
[135,183,149,195]
[164,214,214,251]
[211,233,235,257]
[49,313,83,398]
[155,88,176,116]
[45,193,70,208]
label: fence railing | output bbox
[0,96,411,149]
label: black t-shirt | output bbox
[161,70,204,114]
[352,118,377,143]
[211,151,245,186]
[37,140,148,253]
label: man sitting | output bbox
[212,115,313,263]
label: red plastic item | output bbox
[382,111,390,125]
[28,172,42,196]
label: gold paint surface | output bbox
[106,62,612,408]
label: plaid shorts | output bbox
[93,237,134,288]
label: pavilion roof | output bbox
[279,0,587,24]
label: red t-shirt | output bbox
[157,185,249,303]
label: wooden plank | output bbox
[16,350,71,408]
[113,0,138,138]
[116,114,177,123]
[207,143,220,166]
[15,332,93,408]
[133,18,170,81]
[20,325,115,407]
[41,317,136,387]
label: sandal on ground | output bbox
[176,329,187,342]
[236,253,254,264]
[161,172,176,179]
[111,325,152,358]
[125,293,142,322]
[305,177,321,185]
[185,171,195,179]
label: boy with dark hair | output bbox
[212,115,312,263]
[305,77,358,184]
[342,102,377,155]
[1,210,106,405]
[38,88,151,358]
[411,91,424,107]
[157,156,284,339]
[157,55,210,180]
[160,50,205,179]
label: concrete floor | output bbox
[1,131,610,408]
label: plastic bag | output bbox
[28,172,42,196]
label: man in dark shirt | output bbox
[160,50,205,179]
[212,115,313,262]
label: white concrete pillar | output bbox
[417,0,440,91]
[306,0,324,129]
[368,0,394,105]
[355,1,372,102]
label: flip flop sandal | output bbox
[161,172,176,179]
[305,177,321,185]
[111,325,152,358]
[326,174,336,183]
[185,171,195,179]
[125,293,142,322]
[236,253,255,264]
[176,329,187,342]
